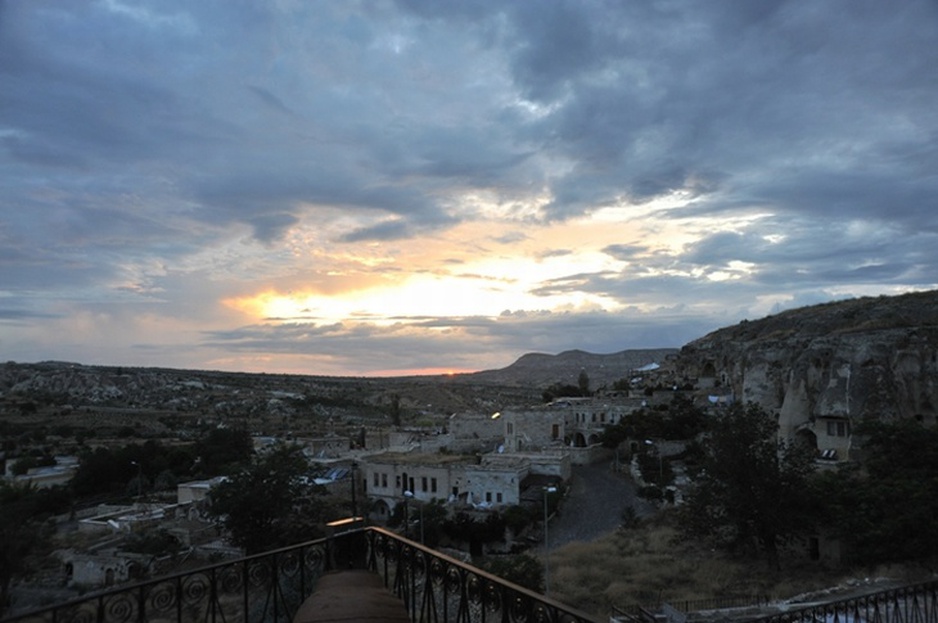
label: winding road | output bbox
[547,461,654,551]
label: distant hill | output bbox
[460,348,678,389]
[4,290,936,424]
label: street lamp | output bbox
[543,485,557,595]
[349,462,358,518]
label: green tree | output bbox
[813,419,938,564]
[193,428,253,476]
[541,383,583,403]
[443,512,507,557]
[0,483,55,614]
[503,504,535,536]
[680,402,815,569]
[660,393,707,439]
[208,444,328,554]
[577,369,591,396]
[388,394,402,427]
[601,394,707,449]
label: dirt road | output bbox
[547,462,654,551]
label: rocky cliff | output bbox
[676,290,938,442]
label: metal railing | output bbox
[747,580,938,623]
[365,526,600,623]
[612,594,771,620]
[3,526,601,623]
[3,536,337,623]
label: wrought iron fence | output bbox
[612,594,770,619]
[365,527,601,623]
[3,527,602,623]
[747,580,938,623]
[2,535,338,623]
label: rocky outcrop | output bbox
[676,290,938,442]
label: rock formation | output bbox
[676,290,938,456]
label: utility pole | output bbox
[543,485,557,595]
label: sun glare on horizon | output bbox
[220,197,760,331]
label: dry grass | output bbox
[542,513,934,619]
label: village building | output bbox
[62,550,153,588]
[359,449,569,522]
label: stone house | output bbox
[359,450,569,522]
[63,550,152,588]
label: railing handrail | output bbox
[611,582,938,623]
[364,526,602,620]
[3,526,604,623]
[613,594,771,616]
[2,533,336,621]
[746,579,938,623]
[2,533,342,623]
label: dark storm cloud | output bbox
[485,0,938,224]
[3,0,938,374]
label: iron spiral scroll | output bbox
[6,527,601,623]
[364,526,600,623]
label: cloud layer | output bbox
[2,0,936,375]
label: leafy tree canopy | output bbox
[193,427,253,476]
[208,444,330,554]
[577,369,591,397]
[601,393,707,447]
[0,483,59,614]
[679,402,816,569]
[541,383,586,403]
[71,441,197,498]
[812,419,938,565]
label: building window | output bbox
[421,477,428,492]
[485,492,492,503]
[381,473,388,488]
[373,473,379,487]
[551,424,560,439]
[507,422,514,434]
[601,412,606,422]
[496,492,503,503]
[827,421,849,437]
[591,413,596,422]
[395,475,401,489]
[431,477,437,493]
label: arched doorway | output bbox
[794,428,817,454]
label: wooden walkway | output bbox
[293,570,410,623]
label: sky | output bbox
[2,1,937,377]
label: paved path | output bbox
[547,462,654,551]
[293,570,410,623]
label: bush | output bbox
[480,554,544,592]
